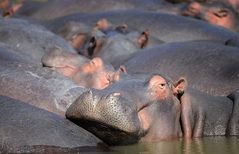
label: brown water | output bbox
[104,137,239,154]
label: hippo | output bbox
[18,0,170,20]
[46,10,239,46]
[0,17,76,64]
[180,88,235,138]
[124,41,239,96]
[0,60,86,116]
[0,42,35,64]
[66,74,186,145]
[41,47,125,89]
[0,96,106,153]
[182,1,239,33]
[85,20,164,68]
[66,72,239,145]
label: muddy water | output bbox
[107,137,239,154]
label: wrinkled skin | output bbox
[41,47,122,89]
[46,10,239,46]
[0,17,76,64]
[124,41,239,96]
[180,88,234,138]
[182,1,239,33]
[0,96,105,153]
[0,61,86,116]
[66,74,186,145]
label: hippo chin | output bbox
[66,74,185,145]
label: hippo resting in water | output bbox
[65,73,239,145]
[0,96,105,153]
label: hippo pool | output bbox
[91,137,239,154]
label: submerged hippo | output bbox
[46,10,239,46]
[0,96,105,153]
[124,41,239,96]
[41,47,125,89]
[0,61,86,116]
[66,74,186,145]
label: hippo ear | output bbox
[90,57,103,68]
[3,2,22,17]
[148,75,168,99]
[173,78,187,96]
[95,18,109,30]
[137,30,149,48]
[112,65,127,81]
[70,33,86,51]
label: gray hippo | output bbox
[66,74,185,145]
[46,10,239,46]
[180,88,236,138]
[0,60,86,116]
[41,47,125,89]
[0,17,76,64]
[124,41,239,96]
[66,72,239,145]
[0,96,106,153]
[0,42,35,64]
[18,0,171,20]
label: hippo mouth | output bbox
[72,118,140,145]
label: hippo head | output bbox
[203,4,237,31]
[66,74,186,145]
[41,47,123,89]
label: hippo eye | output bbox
[158,83,166,89]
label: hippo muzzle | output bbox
[66,90,145,145]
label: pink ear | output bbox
[95,18,109,30]
[90,57,103,68]
[173,78,187,95]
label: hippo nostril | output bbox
[112,92,121,96]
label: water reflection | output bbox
[109,137,239,154]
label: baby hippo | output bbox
[41,46,125,89]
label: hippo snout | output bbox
[66,90,142,145]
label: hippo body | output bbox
[0,18,76,64]
[0,96,104,153]
[0,61,86,116]
[181,88,234,138]
[0,43,34,64]
[125,41,239,96]
[23,0,168,20]
[46,10,239,46]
